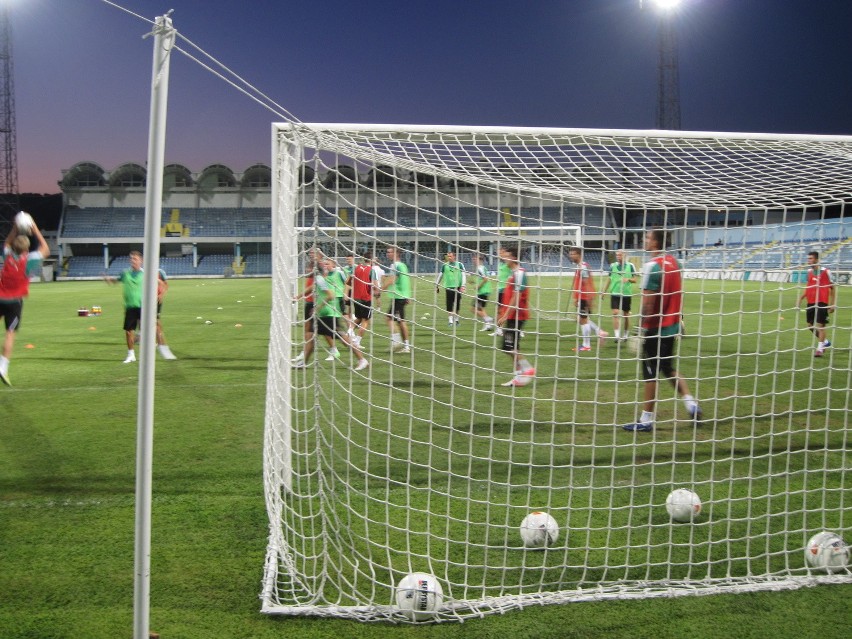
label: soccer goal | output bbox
[262,124,851,621]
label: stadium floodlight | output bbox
[647,0,682,10]
[643,0,684,129]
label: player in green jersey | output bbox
[494,246,512,336]
[292,259,368,371]
[382,246,412,353]
[323,257,351,360]
[103,250,177,364]
[471,253,494,331]
[608,250,637,341]
[436,251,466,325]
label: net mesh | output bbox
[262,124,851,622]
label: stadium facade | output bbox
[55,160,849,281]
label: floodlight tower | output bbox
[0,5,18,224]
[647,0,682,130]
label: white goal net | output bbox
[262,124,851,621]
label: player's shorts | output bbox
[496,289,505,313]
[304,301,315,322]
[475,293,489,309]
[315,315,339,338]
[641,334,677,380]
[445,288,462,313]
[387,299,408,322]
[806,303,830,326]
[353,298,373,321]
[610,295,632,313]
[0,299,22,332]
[501,319,525,352]
[124,307,142,332]
[577,299,593,317]
[123,305,162,330]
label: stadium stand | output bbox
[61,207,145,238]
[197,254,234,276]
[684,218,850,271]
[63,255,107,278]
[244,253,272,276]
[159,255,196,276]
[55,163,847,280]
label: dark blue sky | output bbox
[12,0,852,193]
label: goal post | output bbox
[262,123,851,621]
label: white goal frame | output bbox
[263,123,851,621]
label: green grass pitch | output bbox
[0,277,848,638]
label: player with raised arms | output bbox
[0,213,50,386]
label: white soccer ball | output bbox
[395,572,443,620]
[519,511,559,548]
[665,489,702,522]
[14,211,34,234]
[626,335,642,355]
[805,531,850,574]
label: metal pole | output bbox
[134,12,175,639]
[655,9,681,130]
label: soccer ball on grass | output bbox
[519,511,559,548]
[804,531,849,573]
[395,572,443,620]
[665,489,702,522]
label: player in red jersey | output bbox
[798,251,836,357]
[291,249,319,365]
[0,218,50,386]
[349,250,377,347]
[496,246,535,387]
[623,230,701,432]
[568,247,607,351]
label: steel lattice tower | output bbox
[0,6,18,225]
[655,10,681,130]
